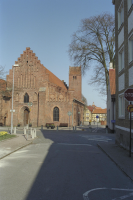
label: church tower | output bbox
[69,66,82,100]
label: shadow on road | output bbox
[25,130,92,200]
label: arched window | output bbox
[24,93,29,103]
[53,107,59,121]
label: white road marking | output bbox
[57,143,92,146]
[92,128,98,132]
[83,188,133,200]
[80,135,112,143]
[112,192,133,200]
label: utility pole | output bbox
[10,64,19,134]
[11,66,14,134]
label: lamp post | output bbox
[78,111,80,126]
[10,64,19,134]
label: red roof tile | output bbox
[92,108,107,114]
[45,68,67,90]
[87,106,94,113]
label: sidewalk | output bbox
[0,126,82,131]
[0,134,33,159]
[98,143,133,181]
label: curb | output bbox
[97,144,133,182]
[0,141,33,160]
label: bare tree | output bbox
[69,13,115,95]
[0,65,7,79]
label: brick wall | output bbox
[3,48,84,127]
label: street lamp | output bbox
[78,111,80,126]
[10,64,19,134]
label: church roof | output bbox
[45,68,67,90]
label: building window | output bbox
[118,2,124,29]
[119,94,125,118]
[73,76,77,80]
[86,113,89,117]
[53,107,59,121]
[128,36,133,63]
[24,93,29,103]
[118,48,124,72]
[128,0,133,11]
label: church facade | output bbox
[1,47,84,127]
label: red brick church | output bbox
[0,47,84,127]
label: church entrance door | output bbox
[24,109,29,126]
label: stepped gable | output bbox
[15,47,67,91]
[45,68,67,91]
[69,66,81,75]
[15,47,40,66]
[109,69,116,95]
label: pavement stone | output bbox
[0,134,33,159]
[98,143,133,182]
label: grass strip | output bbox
[0,134,16,141]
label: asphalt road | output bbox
[0,128,133,200]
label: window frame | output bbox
[128,34,133,63]
[128,0,133,11]
[118,46,124,72]
[118,1,124,29]
[118,93,125,118]
[24,93,29,103]
[53,107,59,121]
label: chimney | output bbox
[109,62,113,69]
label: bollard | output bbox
[30,128,33,139]
[14,127,16,134]
[34,128,36,138]
[73,126,74,131]
[26,129,29,140]
[57,126,58,131]
[41,125,43,130]
[24,127,26,135]
[75,126,76,131]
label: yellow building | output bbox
[92,108,107,125]
[84,104,96,125]
[84,103,107,125]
